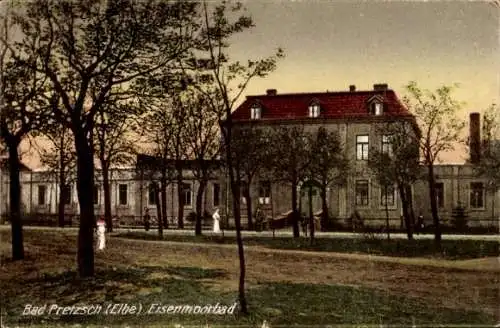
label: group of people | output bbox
[94,208,223,253]
[142,207,222,233]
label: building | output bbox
[0,84,498,229]
[228,84,419,228]
[0,159,222,227]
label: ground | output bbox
[0,228,499,327]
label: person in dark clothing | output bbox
[417,214,424,234]
[144,208,151,231]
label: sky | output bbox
[15,0,500,166]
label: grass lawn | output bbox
[1,229,499,327]
[116,231,500,260]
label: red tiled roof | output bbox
[232,89,412,121]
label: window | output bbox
[382,135,393,156]
[182,183,192,206]
[435,182,444,208]
[62,184,72,205]
[380,184,395,206]
[119,184,128,205]
[250,105,261,119]
[259,181,271,205]
[355,180,369,206]
[356,135,369,160]
[308,103,320,118]
[470,182,484,208]
[213,183,220,207]
[148,183,157,205]
[93,185,99,205]
[372,102,383,115]
[38,185,46,205]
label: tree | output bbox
[368,120,421,240]
[11,0,200,276]
[269,126,311,238]
[403,81,466,246]
[308,127,349,237]
[182,90,220,236]
[136,74,192,230]
[0,5,49,260]
[182,0,284,314]
[94,97,139,233]
[34,122,77,228]
[229,126,270,231]
[476,104,500,222]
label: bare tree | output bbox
[182,90,220,236]
[93,97,139,233]
[225,125,270,231]
[10,0,200,276]
[34,123,76,228]
[268,126,312,238]
[181,1,284,314]
[308,127,349,238]
[368,120,421,240]
[403,81,466,246]
[136,74,191,230]
[0,5,49,260]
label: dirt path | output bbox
[115,236,500,272]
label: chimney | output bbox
[469,112,481,164]
[373,83,388,91]
[349,85,356,92]
[266,89,277,96]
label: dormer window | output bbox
[309,103,320,118]
[367,95,384,116]
[250,104,261,119]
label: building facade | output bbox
[0,84,498,229]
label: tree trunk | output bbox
[58,134,66,228]
[74,133,95,277]
[384,186,390,241]
[232,172,247,314]
[8,141,24,260]
[195,179,207,236]
[291,181,300,238]
[176,169,184,229]
[427,163,441,246]
[320,186,328,232]
[102,163,112,232]
[244,185,253,231]
[308,185,314,245]
[154,182,163,238]
[399,184,413,240]
[58,179,66,228]
[160,171,168,229]
[223,120,247,314]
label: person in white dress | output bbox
[212,208,221,233]
[96,218,106,251]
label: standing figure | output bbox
[212,208,221,233]
[96,217,106,251]
[144,208,151,231]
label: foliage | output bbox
[268,126,312,186]
[403,81,466,166]
[403,81,466,244]
[307,127,349,187]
